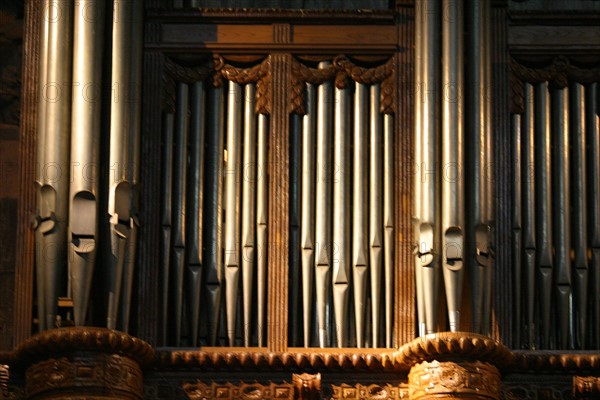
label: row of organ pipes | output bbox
[160,77,269,347]
[161,58,395,347]
[511,81,600,349]
[289,65,395,348]
[413,0,494,335]
[34,0,143,331]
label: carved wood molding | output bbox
[290,55,395,114]
[512,351,600,374]
[155,349,397,372]
[332,384,409,400]
[13,327,155,369]
[408,360,501,400]
[573,376,600,399]
[510,56,600,113]
[183,381,294,400]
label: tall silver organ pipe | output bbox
[418,0,440,335]
[185,82,206,347]
[314,62,333,348]
[160,112,174,345]
[69,0,105,327]
[203,86,225,346]
[241,84,257,347]
[118,0,144,333]
[353,82,369,348]
[301,84,317,347]
[571,83,588,349]
[332,83,350,347]
[224,81,243,346]
[522,83,536,348]
[34,0,51,332]
[413,0,426,338]
[441,0,464,333]
[38,0,73,330]
[535,82,553,349]
[369,84,383,347]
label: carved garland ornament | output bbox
[510,56,600,114]
[573,376,600,399]
[162,55,271,114]
[290,55,396,115]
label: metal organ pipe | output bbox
[185,82,206,346]
[69,0,105,327]
[315,62,333,348]
[38,0,73,331]
[241,84,257,347]
[224,81,243,346]
[441,0,464,333]
[353,82,369,348]
[332,82,351,348]
[301,84,317,347]
[535,82,553,349]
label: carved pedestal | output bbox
[398,333,512,400]
[15,327,154,400]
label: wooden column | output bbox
[267,53,291,352]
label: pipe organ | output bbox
[511,60,600,350]
[413,0,494,335]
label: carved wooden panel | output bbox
[183,381,294,400]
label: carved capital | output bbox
[14,327,154,400]
[396,332,513,371]
[409,360,501,400]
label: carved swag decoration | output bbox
[290,55,396,115]
[162,55,271,115]
[510,56,600,114]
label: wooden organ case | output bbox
[2,0,600,399]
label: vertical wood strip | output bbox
[267,53,290,352]
[395,4,415,346]
[14,0,41,346]
[492,4,511,346]
[136,51,164,345]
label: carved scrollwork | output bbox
[408,360,501,400]
[290,55,395,114]
[510,56,600,114]
[183,381,294,400]
[331,384,409,400]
